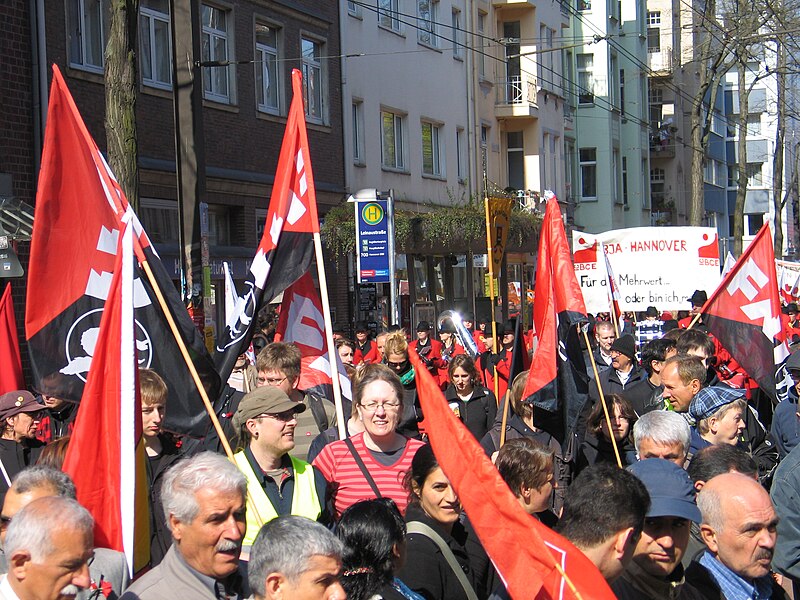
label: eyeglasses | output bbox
[260,376,288,387]
[360,401,401,413]
[386,360,407,369]
[256,410,297,422]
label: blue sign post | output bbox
[355,199,391,284]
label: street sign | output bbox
[0,240,23,278]
[355,198,391,283]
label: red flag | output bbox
[522,194,588,437]
[702,225,788,399]
[410,350,614,600]
[0,283,24,393]
[62,223,150,575]
[215,68,319,382]
[26,65,219,438]
[273,273,351,401]
[600,245,622,327]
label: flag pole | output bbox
[484,198,502,413]
[313,232,347,440]
[582,328,622,468]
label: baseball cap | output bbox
[232,386,305,431]
[0,391,43,422]
[689,386,746,422]
[628,459,702,522]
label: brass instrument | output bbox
[437,310,480,360]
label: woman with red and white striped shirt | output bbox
[313,364,424,520]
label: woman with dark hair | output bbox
[399,444,494,600]
[313,364,425,520]
[443,355,496,441]
[338,499,424,600]
[576,393,638,473]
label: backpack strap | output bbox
[344,438,382,498]
[405,521,479,600]
[306,393,329,433]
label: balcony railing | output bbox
[496,76,536,106]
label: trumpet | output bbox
[437,310,480,360]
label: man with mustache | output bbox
[1,496,94,600]
[121,453,248,600]
[686,472,788,599]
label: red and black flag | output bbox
[701,225,789,400]
[215,68,318,383]
[25,66,219,438]
[522,193,589,441]
[0,283,25,393]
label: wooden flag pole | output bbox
[313,231,347,440]
[582,328,622,468]
[484,198,504,442]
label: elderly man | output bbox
[248,516,345,600]
[121,452,247,600]
[633,411,691,467]
[588,335,646,411]
[686,472,787,599]
[613,459,703,599]
[660,356,706,414]
[1,496,94,600]
[0,466,128,599]
[231,386,327,547]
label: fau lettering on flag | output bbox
[0,283,25,393]
[522,193,589,440]
[410,350,615,600]
[25,66,219,438]
[63,222,150,575]
[273,273,352,402]
[215,68,318,384]
[702,225,789,400]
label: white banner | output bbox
[572,227,722,313]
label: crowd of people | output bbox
[5,290,800,600]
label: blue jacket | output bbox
[771,387,800,460]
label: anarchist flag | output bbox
[63,223,150,575]
[25,66,219,438]
[410,349,615,600]
[215,68,318,383]
[0,283,25,393]
[508,315,531,385]
[701,225,789,400]
[273,272,351,403]
[522,193,589,441]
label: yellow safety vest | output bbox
[233,450,322,547]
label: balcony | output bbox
[650,138,676,158]
[495,76,538,119]
[492,0,534,8]
[647,48,673,75]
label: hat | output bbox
[438,320,456,334]
[661,311,674,321]
[689,386,746,421]
[416,321,431,332]
[782,303,799,315]
[502,321,516,335]
[355,321,369,333]
[786,351,800,371]
[689,290,708,307]
[231,386,306,431]
[645,306,659,318]
[610,334,636,360]
[0,391,42,422]
[627,459,702,523]
[483,322,505,338]
[463,311,475,322]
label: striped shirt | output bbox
[313,432,424,520]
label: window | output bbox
[612,150,620,203]
[207,205,231,246]
[418,1,439,47]
[140,198,179,243]
[651,168,665,206]
[747,114,762,136]
[507,131,524,191]
[421,122,443,176]
[452,9,463,59]
[480,125,489,173]
[381,111,405,170]
[301,38,325,123]
[747,163,763,186]
[255,23,280,114]
[748,213,764,234]
[622,157,629,205]
[728,165,737,187]
[347,1,361,17]
[477,12,486,78]
[579,148,597,200]
[619,69,626,115]
[704,161,713,184]
[379,0,401,32]
[456,128,466,180]
[201,4,231,103]
[68,0,109,72]
[352,101,365,165]
[140,0,171,88]
[647,27,660,53]
[578,0,591,10]
[577,54,594,104]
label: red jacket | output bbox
[354,340,380,365]
[410,338,443,382]
[481,350,511,401]
[438,342,465,388]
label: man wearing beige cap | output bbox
[0,392,45,505]
[231,386,328,548]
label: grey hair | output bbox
[11,465,77,499]
[161,452,246,529]
[248,516,343,596]
[633,410,691,456]
[697,485,724,532]
[5,496,93,562]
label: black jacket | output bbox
[575,431,637,474]
[443,384,497,442]
[146,435,183,567]
[623,377,664,416]
[0,437,43,505]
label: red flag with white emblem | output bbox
[215,69,318,383]
[702,225,788,399]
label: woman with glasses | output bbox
[443,355,496,442]
[576,393,638,474]
[0,390,45,504]
[313,364,425,520]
